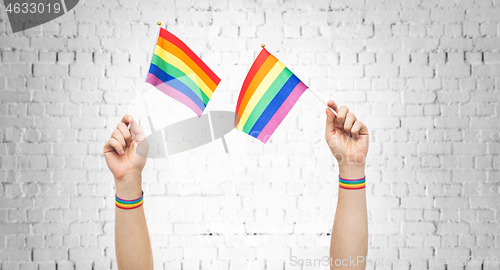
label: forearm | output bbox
[115,175,154,270]
[330,164,368,269]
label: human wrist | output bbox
[115,174,143,200]
[338,163,365,180]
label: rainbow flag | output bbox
[146,27,221,116]
[235,48,308,143]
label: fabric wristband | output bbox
[115,191,144,210]
[339,176,365,190]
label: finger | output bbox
[325,108,336,133]
[327,100,338,113]
[129,117,145,142]
[351,121,362,139]
[117,122,132,147]
[343,112,357,136]
[104,138,125,155]
[121,114,133,126]
[111,129,126,150]
[351,121,368,138]
[336,105,349,126]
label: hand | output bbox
[103,115,148,183]
[325,100,369,172]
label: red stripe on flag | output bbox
[235,48,271,117]
[159,28,221,85]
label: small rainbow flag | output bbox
[146,27,221,117]
[235,48,308,143]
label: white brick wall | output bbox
[1,0,500,269]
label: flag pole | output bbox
[260,44,337,116]
[307,88,337,116]
[133,22,163,131]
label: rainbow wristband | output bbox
[339,176,365,190]
[115,191,144,210]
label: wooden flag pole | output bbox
[260,44,337,116]
[133,22,163,132]
[307,88,337,116]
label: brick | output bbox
[400,10,429,22]
[402,38,438,51]
[69,248,103,260]
[401,66,434,78]
[327,11,362,24]
[400,247,434,260]
[33,249,68,261]
[0,223,30,234]
[468,8,500,21]
[0,37,30,48]
[365,10,399,23]
[256,247,290,260]
[33,64,68,77]
[31,38,65,50]
[435,117,469,128]
[102,38,138,51]
[401,117,434,129]
[431,9,465,22]
[436,247,470,259]
[106,65,140,78]
[184,247,217,260]
[453,143,487,155]
[472,65,500,77]
[435,198,469,209]
[439,38,473,50]
[0,91,31,102]
[0,64,31,76]
[0,249,31,260]
[69,65,103,78]
[70,197,105,209]
[402,222,436,234]
[75,8,110,22]
[401,197,433,209]
[365,64,399,77]
[437,65,471,77]
[402,91,436,104]
[67,38,101,50]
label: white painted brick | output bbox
[472,64,500,77]
[399,247,433,259]
[431,9,465,22]
[402,91,436,104]
[327,11,362,24]
[366,10,400,23]
[437,65,471,77]
[439,38,473,50]
[33,249,67,261]
[468,8,500,21]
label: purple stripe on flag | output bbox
[147,73,203,116]
[256,81,308,143]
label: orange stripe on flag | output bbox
[156,37,218,92]
[237,55,278,116]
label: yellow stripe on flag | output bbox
[154,45,213,99]
[236,61,286,130]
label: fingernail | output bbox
[120,150,125,155]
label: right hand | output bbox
[324,100,369,167]
[103,115,148,182]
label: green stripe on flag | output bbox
[242,68,293,133]
[151,54,210,104]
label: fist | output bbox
[103,115,148,181]
[324,100,369,166]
